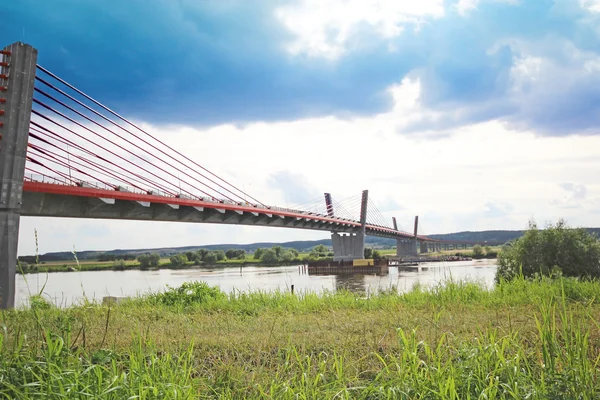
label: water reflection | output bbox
[15,259,498,308]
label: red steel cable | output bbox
[29,130,168,194]
[35,78,253,204]
[35,65,264,206]
[29,122,178,197]
[29,110,190,198]
[27,140,142,191]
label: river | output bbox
[15,259,497,308]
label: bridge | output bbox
[0,42,482,308]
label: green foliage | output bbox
[5,279,600,398]
[497,219,600,282]
[261,248,279,264]
[225,249,246,260]
[364,248,382,259]
[213,250,226,261]
[253,248,264,259]
[29,295,52,311]
[197,249,209,260]
[472,244,484,258]
[310,244,329,259]
[169,253,188,267]
[148,281,226,307]
[112,259,126,271]
[137,253,160,269]
[203,252,217,264]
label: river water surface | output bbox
[15,259,497,308]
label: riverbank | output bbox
[17,258,308,274]
[2,277,600,398]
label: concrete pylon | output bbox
[395,215,419,257]
[0,43,37,309]
[331,190,368,261]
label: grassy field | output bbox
[20,253,316,274]
[2,277,600,398]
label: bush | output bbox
[170,254,188,267]
[472,245,484,259]
[138,253,160,269]
[496,219,600,282]
[112,259,126,271]
[149,281,225,307]
[261,248,279,264]
[203,252,217,264]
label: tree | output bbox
[203,252,217,264]
[496,219,600,282]
[472,245,484,259]
[261,248,279,264]
[273,246,283,258]
[281,250,295,262]
[372,250,382,260]
[138,254,151,269]
[170,253,188,267]
[253,248,264,259]
[148,253,160,268]
[214,250,226,261]
[225,249,237,260]
[185,251,198,263]
[226,249,246,260]
[364,248,373,259]
[197,249,209,261]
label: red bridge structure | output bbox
[0,42,491,308]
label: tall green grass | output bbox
[2,278,600,398]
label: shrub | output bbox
[169,254,188,267]
[112,259,126,271]
[496,219,600,282]
[149,281,226,307]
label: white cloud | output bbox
[581,0,600,12]
[19,76,600,254]
[456,0,480,15]
[275,0,444,59]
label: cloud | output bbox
[5,0,600,136]
[560,183,588,200]
[483,201,513,218]
[275,0,444,59]
[268,171,321,206]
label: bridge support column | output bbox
[396,239,418,257]
[331,190,368,261]
[0,42,37,309]
[331,232,365,261]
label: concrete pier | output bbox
[0,43,37,309]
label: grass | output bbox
[2,276,600,398]
[22,253,316,274]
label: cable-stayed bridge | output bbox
[1,42,485,308]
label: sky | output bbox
[3,0,600,255]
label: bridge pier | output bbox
[0,43,37,309]
[329,190,368,261]
[331,232,365,261]
[396,238,418,257]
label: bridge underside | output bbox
[20,191,364,233]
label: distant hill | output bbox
[21,228,600,262]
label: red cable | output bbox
[28,146,115,188]
[35,65,264,206]
[35,80,249,204]
[30,123,178,197]
[28,141,131,190]
[29,111,188,198]
[32,101,214,200]
[29,131,159,193]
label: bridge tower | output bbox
[396,215,419,258]
[0,42,37,309]
[329,190,368,261]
